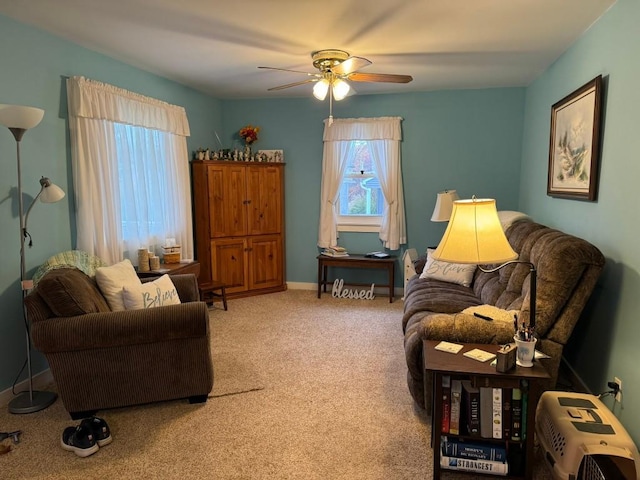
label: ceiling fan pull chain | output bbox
[328,86,334,125]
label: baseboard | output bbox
[287,281,404,298]
[286,281,316,291]
[0,369,54,408]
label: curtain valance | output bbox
[323,116,402,141]
[67,76,190,137]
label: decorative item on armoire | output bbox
[257,149,284,163]
[239,124,260,159]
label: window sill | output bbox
[337,224,380,233]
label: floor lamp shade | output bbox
[432,197,536,330]
[432,198,517,264]
[38,178,66,203]
[0,105,45,130]
[1,104,59,414]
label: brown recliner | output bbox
[27,268,214,419]
[403,219,605,410]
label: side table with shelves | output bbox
[424,340,550,479]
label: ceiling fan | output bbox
[258,49,413,120]
[258,49,413,125]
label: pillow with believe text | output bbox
[419,248,477,287]
[122,274,181,310]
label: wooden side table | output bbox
[316,254,396,302]
[424,340,550,479]
[136,260,200,279]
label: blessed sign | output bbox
[331,279,375,300]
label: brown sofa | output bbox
[402,218,605,410]
[27,268,214,419]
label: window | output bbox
[114,123,175,246]
[66,75,193,265]
[318,116,406,250]
[337,141,384,231]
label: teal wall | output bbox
[519,0,639,441]
[0,14,221,391]
[221,89,525,285]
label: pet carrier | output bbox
[536,391,640,480]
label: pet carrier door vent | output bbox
[538,409,568,457]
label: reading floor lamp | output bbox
[0,104,65,414]
[431,197,537,331]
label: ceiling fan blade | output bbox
[258,66,320,77]
[347,72,413,84]
[331,56,372,75]
[267,79,317,91]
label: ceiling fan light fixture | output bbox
[313,78,330,101]
[332,78,350,101]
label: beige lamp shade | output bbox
[431,190,460,221]
[0,104,45,130]
[432,198,518,264]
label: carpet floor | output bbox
[0,289,553,479]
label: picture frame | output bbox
[257,149,284,163]
[547,75,603,201]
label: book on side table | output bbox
[321,246,349,257]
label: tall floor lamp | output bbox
[0,104,65,414]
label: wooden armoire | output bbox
[191,160,286,297]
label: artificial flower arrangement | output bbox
[239,124,260,145]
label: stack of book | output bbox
[440,437,509,475]
[439,375,530,475]
[321,246,349,257]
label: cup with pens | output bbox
[513,316,536,367]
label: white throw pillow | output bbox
[419,248,477,287]
[122,274,181,310]
[95,259,142,311]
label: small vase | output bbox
[244,144,252,160]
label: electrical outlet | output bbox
[614,376,623,402]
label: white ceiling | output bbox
[0,0,615,99]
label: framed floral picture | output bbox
[547,75,603,201]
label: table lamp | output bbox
[430,190,459,222]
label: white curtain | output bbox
[317,116,406,250]
[66,76,193,265]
